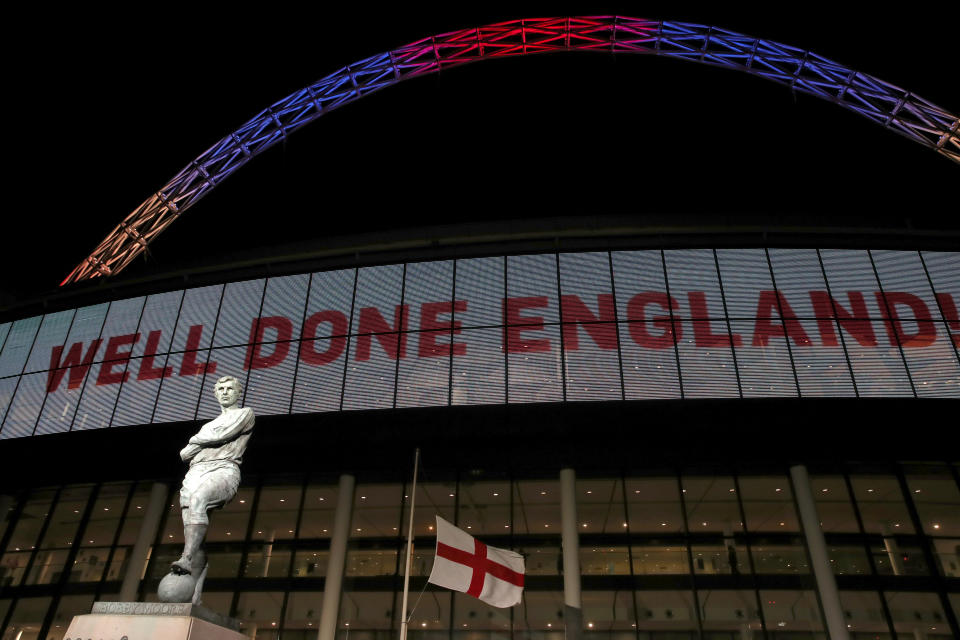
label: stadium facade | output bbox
[2,16,959,640]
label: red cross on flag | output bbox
[427,516,525,608]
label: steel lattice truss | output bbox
[62,16,960,285]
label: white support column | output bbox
[560,468,582,640]
[790,465,849,640]
[119,482,168,602]
[318,474,356,640]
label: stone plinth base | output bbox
[64,602,246,640]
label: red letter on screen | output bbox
[503,296,551,353]
[876,292,936,347]
[355,306,409,361]
[180,325,217,376]
[138,330,173,380]
[418,301,467,357]
[246,316,293,370]
[625,292,679,348]
[560,294,617,350]
[300,310,348,365]
[46,339,103,392]
[96,333,139,385]
[936,293,960,347]
[687,292,741,347]
[752,291,811,347]
[809,291,877,347]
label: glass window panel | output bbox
[580,590,638,630]
[457,477,510,537]
[38,486,93,551]
[0,494,14,543]
[346,548,398,577]
[5,489,55,551]
[810,475,859,533]
[305,269,356,337]
[0,552,31,587]
[873,250,943,318]
[131,289,185,357]
[559,252,613,299]
[350,264,405,335]
[1,372,48,439]
[406,481,456,539]
[454,256,504,329]
[820,249,884,317]
[244,543,290,578]
[611,250,668,315]
[299,483,338,539]
[846,320,914,396]
[244,338,297,416]
[111,354,168,426]
[675,320,739,397]
[152,351,208,423]
[48,593,95,636]
[451,328,504,405]
[506,324,562,403]
[0,316,42,378]
[342,592,397,632]
[849,474,914,534]
[905,465,960,536]
[690,539,746,575]
[396,331,450,408]
[681,475,741,533]
[838,591,891,637]
[292,337,347,413]
[26,548,71,585]
[509,590,564,634]
[292,550,328,577]
[751,538,810,574]
[620,322,681,399]
[354,483,403,538]
[738,476,800,533]
[759,590,823,635]
[284,591,323,632]
[404,260,454,310]
[68,546,112,583]
[251,483,302,542]
[563,322,622,401]
[2,597,52,640]
[77,482,130,550]
[663,249,726,319]
[698,589,763,637]
[342,333,398,410]
[578,478,626,534]
[205,487,253,543]
[235,591,285,637]
[519,543,560,576]
[99,296,146,339]
[23,310,76,374]
[715,248,773,318]
[634,590,698,634]
[903,335,960,397]
[64,361,121,433]
[884,592,951,639]
[633,541,689,575]
[730,320,798,397]
[931,538,960,577]
[626,477,683,534]
[0,378,19,433]
[827,543,871,575]
[261,273,310,337]
[507,253,559,324]
[212,278,266,348]
[169,285,223,352]
[514,480,560,535]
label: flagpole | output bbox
[399,447,420,640]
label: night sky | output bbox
[6,4,958,306]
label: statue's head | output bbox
[213,375,242,408]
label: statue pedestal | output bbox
[64,602,247,640]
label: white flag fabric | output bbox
[427,516,525,608]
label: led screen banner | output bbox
[0,248,958,438]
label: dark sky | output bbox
[6,4,958,306]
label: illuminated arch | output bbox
[63,16,960,285]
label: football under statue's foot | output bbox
[170,556,193,575]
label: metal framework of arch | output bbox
[62,16,960,286]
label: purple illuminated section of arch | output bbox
[62,16,960,286]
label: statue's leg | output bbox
[171,486,216,574]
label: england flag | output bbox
[427,516,525,608]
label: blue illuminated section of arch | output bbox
[63,17,960,285]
